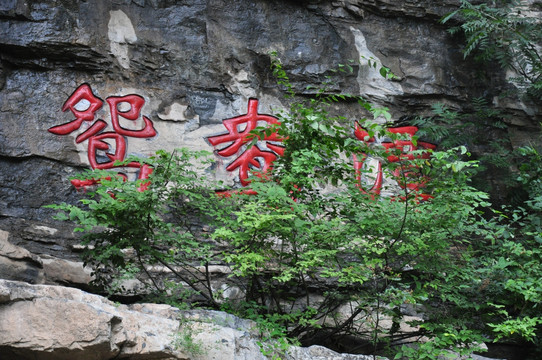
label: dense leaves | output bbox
[442,0,542,99]
[48,56,542,359]
[48,149,227,307]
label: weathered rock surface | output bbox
[0,229,44,283]
[1,0,540,265]
[0,228,92,287]
[0,1,540,357]
[0,279,508,360]
[2,0,539,286]
[0,279,383,360]
[336,0,461,19]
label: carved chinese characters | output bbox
[206,98,285,186]
[50,86,436,199]
[49,84,157,190]
[354,124,436,200]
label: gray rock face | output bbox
[0,228,92,287]
[338,0,462,19]
[0,279,506,360]
[0,279,382,360]
[2,0,533,244]
[0,229,45,284]
[0,1,538,358]
[0,279,186,359]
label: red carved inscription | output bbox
[49,84,157,190]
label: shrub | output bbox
[48,56,542,359]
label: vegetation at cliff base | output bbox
[47,2,542,357]
[48,89,542,360]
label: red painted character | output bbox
[354,124,436,200]
[207,98,285,186]
[49,84,157,190]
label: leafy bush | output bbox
[442,0,542,99]
[48,149,228,307]
[412,99,519,202]
[48,56,542,359]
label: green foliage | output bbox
[48,54,542,359]
[413,99,506,150]
[173,315,207,356]
[442,0,542,99]
[211,57,499,358]
[410,3,542,343]
[476,147,542,341]
[412,99,515,197]
[267,52,396,191]
[412,101,542,357]
[47,148,227,306]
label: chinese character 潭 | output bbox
[354,124,436,199]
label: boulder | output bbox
[0,229,45,284]
[0,279,387,360]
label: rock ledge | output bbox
[0,279,380,360]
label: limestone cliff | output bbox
[0,1,539,358]
[2,0,539,280]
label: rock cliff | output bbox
[1,0,540,271]
[0,0,540,358]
